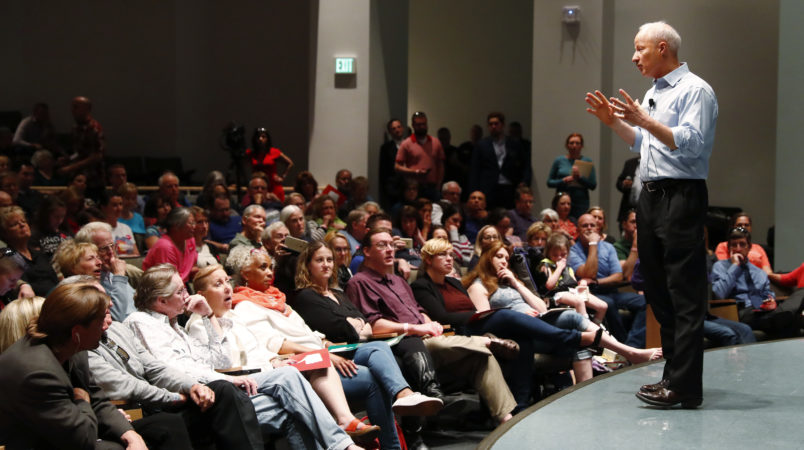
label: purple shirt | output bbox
[346,267,426,325]
[507,209,534,241]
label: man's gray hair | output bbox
[539,208,559,222]
[262,221,288,242]
[30,149,53,169]
[158,171,179,186]
[638,21,681,54]
[243,204,265,220]
[441,181,461,195]
[75,221,113,243]
[280,205,302,223]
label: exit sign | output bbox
[335,57,356,74]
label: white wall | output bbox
[408,0,534,153]
[775,0,804,270]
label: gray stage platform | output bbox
[481,338,804,449]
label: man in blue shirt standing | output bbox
[586,21,717,408]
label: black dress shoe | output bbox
[640,378,670,393]
[636,387,702,409]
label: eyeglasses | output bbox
[370,241,393,250]
[97,243,115,254]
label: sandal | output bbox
[484,333,520,360]
[343,418,381,443]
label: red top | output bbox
[439,281,476,313]
[778,263,804,289]
[245,147,285,202]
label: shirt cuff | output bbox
[630,126,643,153]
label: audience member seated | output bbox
[15,162,45,217]
[210,254,385,446]
[0,296,44,352]
[262,221,290,263]
[347,213,411,280]
[325,231,353,290]
[31,149,65,187]
[334,169,352,200]
[309,195,346,236]
[507,186,535,242]
[143,193,172,249]
[190,206,220,268]
[53,239,102,281]
[142,207,198,283]
[290,243,444,447]
[440,203,472,267]
[587,206,616,244]
[539,208,560,235]
[346,229,518,426]
[0,247,33,305]
[0,156,9,174]
[338,176,371,220]
[246,127,293,203]
[463,241,660,380]
[613,209,639,282]
[294,170,319,208]
[415,198,433,241]
[284,191,307,208]
[431,180,462,226]
[714,213,772,274]
[241,174,283,216]
[126,264,363,450]
[229,204,267,254]
[0,171,19,207]
[551,192,578,240]
[100,190,139,257]
[390,179,420,222]
[158,170,191,208]
[117,182,146,235]
[569,214,647,348]
[59,186,85,234]
[488,207,522,247]
[85,275,266,449]
[0,206,58,296]
[340,209,369,255]
[396,205,424,268]
[711,227,803,337]
[414,238,592,410]
[357,201,382,216]
[195,170,230,210]
[30,195,70,257]
[281,204,315,242]
[12,102,59,153]
[547,133,597,219]
[75,221,138,321]
[206,193,241,252]
[464,190,488,243]
[467,224,501,270]
[525,221,550,258]
[0,283,190,449]
[0,191,12,209]
[537,233,608,325]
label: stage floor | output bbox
[481,338,804,449]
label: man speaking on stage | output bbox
[585,21,718,408]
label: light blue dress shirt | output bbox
[630,63,718,181]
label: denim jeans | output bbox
[251,367,353,450]
[596,291,647,348]
[704,316,756,347]
[340,341,406,450]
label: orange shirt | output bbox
[714,241,770,269]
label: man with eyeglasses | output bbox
[76,221,137,321]
[395,111,444,202]
[569,214,646,348]
[712,227,802,337]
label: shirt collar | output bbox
[655,62,688,88]
[362,266,395,284]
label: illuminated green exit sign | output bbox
[335,57,356,74]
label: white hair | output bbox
[539,208,559,222]
[226,245,268,285]
[158,171,179,186]
[75,221,113,243]
[262,221,288,241]
[637,21,681,54]
[441,181,461,195]
[243,204,265,220]
[280,205,302,223]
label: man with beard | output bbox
[395,111,444,201]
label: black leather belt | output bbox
[642,178,701,193]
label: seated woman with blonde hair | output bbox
[53,239,102,279]
[463,240,662,380]
[0,296,45,352]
